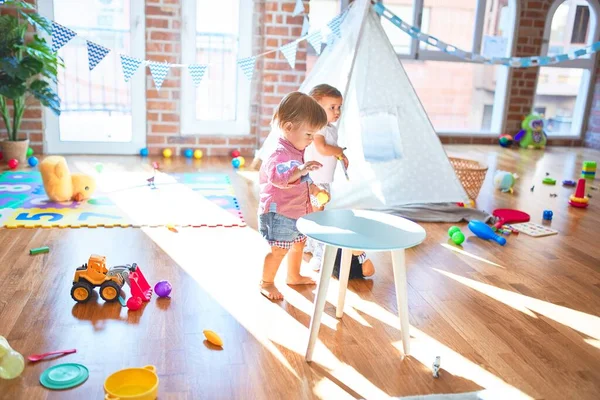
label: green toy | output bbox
[515,114,547,149]
[448,226,465,245]
[448,226,461,237]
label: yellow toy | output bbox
[203,330,223,347]
[162,148,172,158]
[193,149,203,159]
[104,365,159,400]
[39,156,96,202]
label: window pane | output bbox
[403,60,499,132]
[479,0,512,55]
[549,1,590,54]
[195,0,240,121]
[307,0,340,73]
[54,0,132,142]
[533,67,583,136]
[380,0,414,54]
[421,0,478,51]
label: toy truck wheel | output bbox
[100,281,120,302]
[71,282,93,303]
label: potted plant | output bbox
[0,0,60,163]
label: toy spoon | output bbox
[27,349,77,362]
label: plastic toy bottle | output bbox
[0,336,25,379]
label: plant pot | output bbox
[0,139,29,164]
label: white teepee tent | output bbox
[257,0,469,210]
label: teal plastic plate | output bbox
[40,363,89,390]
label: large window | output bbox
[380,0,516,134]
[180,0,252,135]
[533,0,599,137]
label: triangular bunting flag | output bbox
[301,15,310,37]
[281,40,299,69]
[86,41,110,71]
[51,22,76,53]
[149,61,170,90]
[307,31,322,55]
[188,64,208,87]
[293,0,304,16]
[120,55,143,82]
[238,56,256,80]
[327,12,344,38]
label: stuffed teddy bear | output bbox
[39,156,96,202]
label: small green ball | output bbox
[448,226,461,237]
[451,231,465,245]
[26,147,34,157]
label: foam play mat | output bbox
[0,171,246,228]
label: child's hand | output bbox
[299,161,322,176]
[341,154,349,169]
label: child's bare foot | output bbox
[362,259,375,277]
[260,281,283,301]
[286,275,316,285]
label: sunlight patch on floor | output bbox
[433,268,600,341]
[441,243,505,268]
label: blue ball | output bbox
[28,156,38,167]
[232,158,241,168]
[184,149,194,158]
[543,210,553,220]
[140,148,149,157]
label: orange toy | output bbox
[71,255,152,303]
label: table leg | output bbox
[336,248,353,318]
[306,244,337,362]
[391,249,411,356]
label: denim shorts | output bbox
[259,212,306,249]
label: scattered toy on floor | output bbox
[0,336,24,379]
[432,356,441,378]
[28,156,38,167]
[231,150,240,158]
[448,226,465,245]
[7,159,18,169]
[26,147,34,157]
[104,365,158,399]
[194,149,203,159]
[493,208,530,229]
[543,177,556,185]
[140,147,149,157]
[40,363,88,390]
[204,330,223,347]
[493,170,518,193]
[236,156,246,167]
[498,134,513,148]
[550,193,557,197]
[232,158,241,168]
[162,148,172,158]
[515,114,547,149]
[154,280,172,298]
[30,246,49,255]
[184,148,194,158]
[569,178,589,208]
[530,185,535,192]
[468,220,507,246]
[543,210,553,221]
[39,156,96,202]
[581,161,596,180]
[126,296,143,311]
[27,349,76,363]
[545,172,550,176]
[562,180,576,187]
[505,222,558,237]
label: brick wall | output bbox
[0,1,44,155]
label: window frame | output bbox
[536,0,600,138]
[380,0,519,136]
[180,0,253,136]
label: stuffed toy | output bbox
[494,170,518,193]
[39,156,96,202]
[515,114,547,149]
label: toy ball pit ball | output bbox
[193,149,203,159]
[140,148,149,157]
[232,158,241,168]
[184,149,194,158]
[127,296,143,311]
[26,147,34,157]
[154,280,172,298]
[8,159,18,170]
[231,150,240,158]
[236,156,245,167]
[448,226,461,237]
[451,231,465,245]
[28,156,38,167]
[498,134,513,148]
[316,191,329,205]
[162,148,173,158]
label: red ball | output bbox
[126,296,143,311]
[231,150,240,158]
[8,159,19,169]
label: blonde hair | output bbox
[309,84,342,102]
[272,92,328,131]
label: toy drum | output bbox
[104,365,159,400]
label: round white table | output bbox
[297,209,426,362]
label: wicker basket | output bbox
[449,157,488,200]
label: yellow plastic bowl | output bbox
[104,365,159,400]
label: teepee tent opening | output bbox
[257,0,469,211]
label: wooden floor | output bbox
[0,145,599,400]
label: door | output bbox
[39,0,145,154]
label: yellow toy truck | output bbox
[70,255,152,303]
